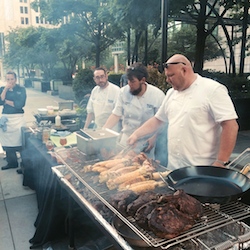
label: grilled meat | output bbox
[134,201,158,230]
[126,191,161,216]
[173,189,203,220]
[148,202,194,239]
[109,190,138,215]
[132,152,149,165]
[131,190,203,239]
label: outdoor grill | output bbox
[51,147,250,250]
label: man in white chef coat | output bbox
[128,54,238,170]
[83,67,120,131]
[103,63,166,160]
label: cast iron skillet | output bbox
[165,166,250,204]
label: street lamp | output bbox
[161,0,169,72]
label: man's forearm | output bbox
[133,117,163,139]
[103,114,120,129]
[216,119,239,163]
[84,113,94,129]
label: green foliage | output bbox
[32,0,124,67]
[202,70,250,98]
[167,24,223,62]
[72,68,94,103]
[4,27,59,80]
[147,67,171,93]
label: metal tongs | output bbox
[118,141,149,157]
[158,171,176,192]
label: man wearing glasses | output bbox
[84,67,120,130]
[128,54,238,169]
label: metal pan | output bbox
[165,166,250,204]
[112,216,150,248]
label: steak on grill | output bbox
[126,191,162,216]
[148,202,194,239]
[147,190,203,239]
[109,190,138,215]
[134,200,158,230]
[173,189,203,220]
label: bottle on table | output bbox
[55,113,61,127]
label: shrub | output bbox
[202,70,250,99]
[147,67,171,93]
[72,68,95,104]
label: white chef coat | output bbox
[155,74,238,170]
[86,82,120,129]
[113,82,165,158]
[0,114,26,147]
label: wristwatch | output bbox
[216,159,231,166]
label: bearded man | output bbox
[103,63,166,160]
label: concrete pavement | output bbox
[0,88,70,250]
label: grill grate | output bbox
[52,148,250,249]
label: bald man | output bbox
[128,54,238,170]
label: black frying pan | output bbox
[165,166,250,204]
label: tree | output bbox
[53,25,92,80]
[31,0,124,67]
[4,27,59,80]
[4,25,93,80]
[229,0,250,75]
[167,24,223,62]
[4,28,34,77]
[107,0,162,64]
[171,0,249,74]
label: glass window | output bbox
[36,16,39,24]
[24,0,27,2]
[21,17,24,24]
[25,18,29,24]
[20,6,23,13]
[24,7,28,14]
[20,0,23,2]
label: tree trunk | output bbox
[239,0,249,76]
[127,28,131,66]
[194,0,207,74]
[144,27,148,65]
[95,23,102,67]
[132,30,142,63]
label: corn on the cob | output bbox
[107,165,139,178]
[106,169,144,190]
[127,180,162,193]
[118,176,148,191]
[91,166,108,173]
[241,163,250,175]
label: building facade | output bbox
[0,0,53,81]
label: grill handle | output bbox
[237,231,250,243]
[213,240,234,250]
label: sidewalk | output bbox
[0,87,249,250]
[0,88,70,250]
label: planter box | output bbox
[32,80,50,92]
[233,98,250,131]
[32,80,42,91]
[58,85,75,100]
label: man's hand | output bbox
[127,133,138,146]
[144,136,156,152]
